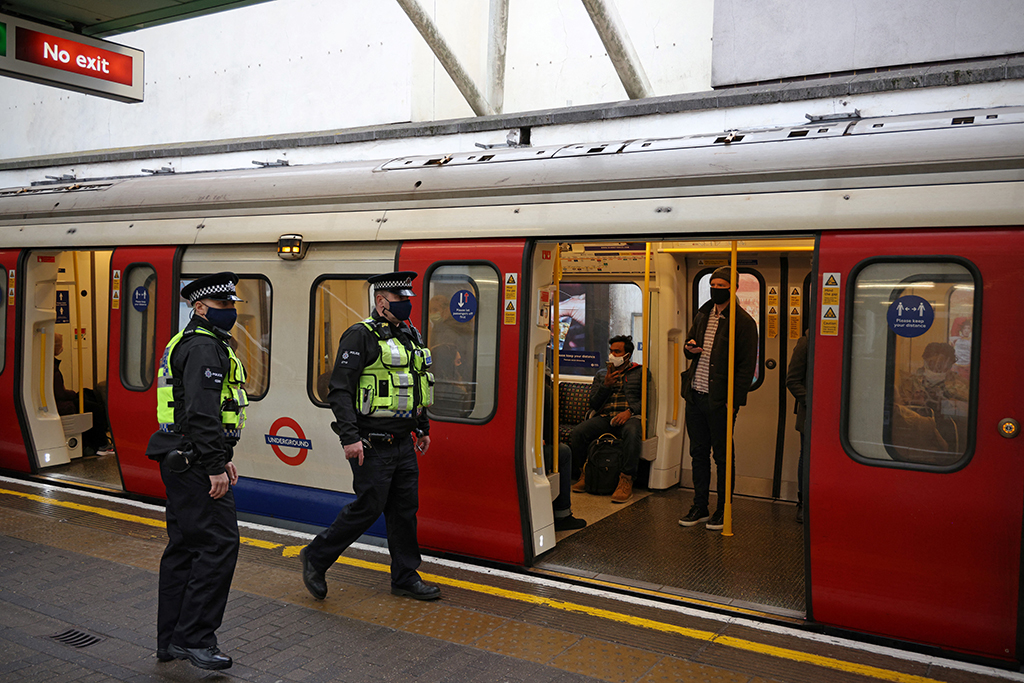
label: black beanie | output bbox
[711,266,733,283]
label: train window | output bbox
[693,268,766,390]
[553,282,643,377]
[177,275,272,400]
[845,261,977,469]
[426,264,500,421]
[309,277,372,404]
[121,265,157,391]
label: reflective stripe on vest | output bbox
[356,318,434,417]
[156,326,249,434]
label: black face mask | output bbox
[386,299,412,321]
[710,287,731,305]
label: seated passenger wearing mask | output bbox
[569,335,645,503]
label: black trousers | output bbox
[305,435,423,588]
[569,415,642,480]
[685,392,738,511]
[158,461,239,651]
[543,443,573,514]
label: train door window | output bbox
[426,264,500,421]
[121,265,157,390]
[844,260,977,469]
[177,276,272,400]
[310,277,371,404]
[0,266,6,374]
[553,282,643,376]
[693,269,765,389]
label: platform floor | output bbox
[0,475,1016,683]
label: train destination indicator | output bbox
[0,12,143,102]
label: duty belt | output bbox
[160,423,242,439]
[364,432,397,443]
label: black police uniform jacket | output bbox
[146,316,236,475]
[327,310,431,445]
[681,298,758,410]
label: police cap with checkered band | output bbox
[180,272,244,304]
[367,271,417,297]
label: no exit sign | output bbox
[0,12,143,102]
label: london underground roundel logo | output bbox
[265,417,312,466]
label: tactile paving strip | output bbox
[551,636,663,683]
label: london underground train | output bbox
[1,105,1022,666]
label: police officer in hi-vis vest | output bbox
[146,272,248,671]
[300,271,440,602]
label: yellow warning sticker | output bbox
[7,270,14,306]
[789,287,801,309]
[790,314,802,340]
[504,273,518,300]
[767,307,778,339]
[820,305,838,336]
[767,287,779,308]
[504,299,517,325]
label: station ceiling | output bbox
[0,0,275,37]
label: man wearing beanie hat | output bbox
[678,266,757,531]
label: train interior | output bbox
[21,249,122,490]
[526,238,814,617]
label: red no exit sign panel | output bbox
[0,12,143,102]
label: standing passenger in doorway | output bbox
[786,333,809,524]
[300,272,440,602]
[679,267,757,530]
[146,272,248,671]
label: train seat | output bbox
[557,381,592,443]
[60,412,93,460]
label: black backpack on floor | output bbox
[584,433,622,495]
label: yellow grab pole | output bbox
[552,245,563,455]
[535,358,545,470]
[672,341,679,419]
[641,243,650,437]
[723,242,738,537]
[71,253,85,414]
[40,331,48,410]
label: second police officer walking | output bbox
[301,271,441,601]
[146,272,249,671]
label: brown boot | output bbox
[571,465,587,493]
[611,473,633,503]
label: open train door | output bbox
[398,239,529,564]
[810,228,1024,662]
[107,246,180,498]
[0,250,30,473]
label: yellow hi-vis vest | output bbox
[156,326,248,436]
[356,318,434,417]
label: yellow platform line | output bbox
[0,486,947,683]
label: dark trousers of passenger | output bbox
[305,436,422,588]
[543,443,572,514]
[685,392,738,512]
[158,461,239,651]
[569,415,642,481]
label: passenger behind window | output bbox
[569,335,645,504]
[431,342,472,417]
[949,317,972,380]
[896,341,968,457]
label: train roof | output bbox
[1,106,1023,246]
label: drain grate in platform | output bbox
[50,629,104,648]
